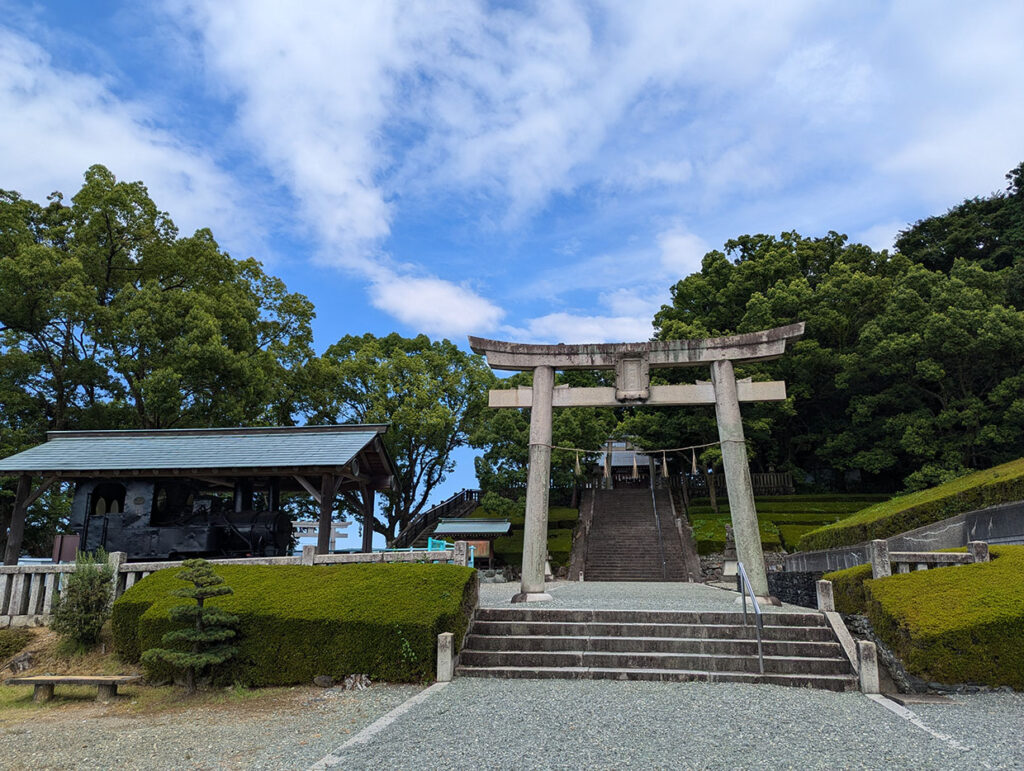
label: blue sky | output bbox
[3,1,1024,527]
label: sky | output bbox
[3,1,1024,530]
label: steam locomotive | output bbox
[70,477,293,560]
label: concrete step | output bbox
[455,665,858,691]
[464,634,843,658]
[474,608,826,626]
[458,649,852,676]
[469,621,837,642]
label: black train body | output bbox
[70,478,292,560]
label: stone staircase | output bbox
[584,488,687,581]
[457,607,857,691]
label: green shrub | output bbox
[547,528,574,568]
[548,507,579,525]
[690,518,782,555]
[799,459,1024,552]
[0,628,31,661]
[113,563,477,686]
[140,559,239,692]
[823,563,873,615]
[51,549,114,653]
[864,546,1024,689]
[778,524,820,551]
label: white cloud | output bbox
[504,312,654,345]
[368,273,504,338]
[658,227,710,276]
[855,221,904,252]
[0,28,263,259]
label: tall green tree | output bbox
[303,333,495,541]
[470,370,618,498]
[0,165,315,557]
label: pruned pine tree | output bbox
[141,559,238,693]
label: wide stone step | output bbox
[474,607,826,626]
[464,634,843,658]
[469,621,837,642]
[455,665,858,691]
[459,649,851,676]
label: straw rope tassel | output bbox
[691,449,698,474]
[574,450,582,477]
[662,451,669,478]
[632,452,639,480]
[604,450,610,479]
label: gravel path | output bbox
[479,580,810,613]
[317,679,1024,770]
[0,683,423,770]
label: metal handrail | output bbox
[736,561,765,674]
[648,473,668,580]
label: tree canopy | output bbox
[302,332,495,540]
[0,165,315,555]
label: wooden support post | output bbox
[361,487,375,554]
[3,475,31,566]
[316,474,334,555]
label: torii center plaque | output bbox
[469,322,805,602]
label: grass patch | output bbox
[690,518,782,555]
[777,524,820,552]
[798,459,1024,552]
[490,507,579,569]
[864,545,1024,689]
[112,563,477,686]
[0,629,31,661]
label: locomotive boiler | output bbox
[70,477,293,560]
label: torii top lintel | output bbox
[468,322,805,372]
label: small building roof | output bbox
[432,518,512,537]
[0,425,396,488]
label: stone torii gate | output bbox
[469,322,804,603]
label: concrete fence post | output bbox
[301,545,317,566]
[453,541,469,567]
[869,540,891,579]
[107,551,127,599]
[857,640,880,694]
[968,541,990,564]
[816,580,835,612]
[436,632,454,682]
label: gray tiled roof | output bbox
[0,425,388,474]
[432,518,512,536]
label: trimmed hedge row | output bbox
[798,458,1024,552]
[864,546,1024,690]
[690,518,782,555]
[822,563,873,615]
[112,563,478,686]
[488,507,580,569]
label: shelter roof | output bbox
[432,518,512,537]
[0,425,396,487]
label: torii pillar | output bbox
[469,323,804,602]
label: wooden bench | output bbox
[5,675,141,702]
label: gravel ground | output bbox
[0,683,423,770]
[318,678,1024,770]
[479,580,810,613]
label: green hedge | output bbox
[493,526,575,568]
[864,546,1024,689]
[822,563,873,615]
[0,628,31,661]
[798,459,1024,552]
[690,518,782,555]
[778,524,820,552]
[112,563,478,686]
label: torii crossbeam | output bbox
[469,322,804,602]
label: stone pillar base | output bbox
[511,592,553,603]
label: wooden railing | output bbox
[0,542,472,628]
[391,489,482,548]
